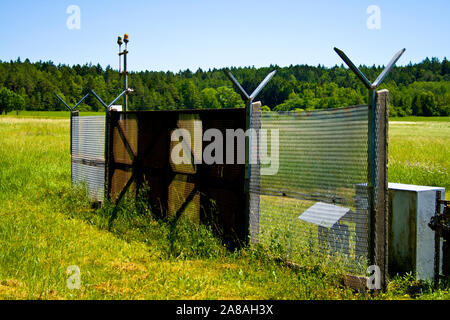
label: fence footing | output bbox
[342,274,369,292]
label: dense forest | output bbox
[0,57,449,117]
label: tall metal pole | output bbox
[123,46,128,111]
[117,34,130,111]
[70,110,73,182]
[123,34,129,111]
[368,87,377,268]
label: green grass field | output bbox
[390,119,449,199]
[4,110,106,118]
[391,116,450,122]
[0,114,449,300]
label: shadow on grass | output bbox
[59,184,230,261]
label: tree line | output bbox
[0,57,449,116]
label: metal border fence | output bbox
[60,47,405,290]
[104,108,249,247]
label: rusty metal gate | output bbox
[106,108,248,246]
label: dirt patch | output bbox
[109,261,146,272]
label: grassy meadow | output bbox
[389,118,449,198]
[0,114,449,300]
[4,110,105,119]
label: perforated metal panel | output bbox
[107,109,248,247]
[71,115,105,201]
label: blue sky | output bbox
[0,0,449,72]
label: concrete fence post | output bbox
[248,101,262,244]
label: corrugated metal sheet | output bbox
[71,115,105,201]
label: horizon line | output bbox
[1,55,448,74]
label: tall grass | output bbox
[389,121,449,198]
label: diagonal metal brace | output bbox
[91,90,109,110]
[108,172,136,228]
[250,70,277,100]
[372,49,406,88]
[107,89,133,109]
[224,69,276,102]
[224,70,250,101]
[115,121,137,162]
[91,89,134,111]
[334,47,405,89]
[55,94,72,111]
[55,93,90,111]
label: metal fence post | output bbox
[224,69,276,245]
[104,109,111,201]
[70,110,73,156]
[245,98,254,243]
[90,89,132,203]
[71,110,79,185]
[372,89,389,290]
[249,101,261,244]
[368,88,376,268]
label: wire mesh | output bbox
[71,115,106,201]
[249,106,370,274]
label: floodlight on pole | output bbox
[117,33,130,111]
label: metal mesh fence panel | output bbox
[71,115,106,201]
[250,106,370,274]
